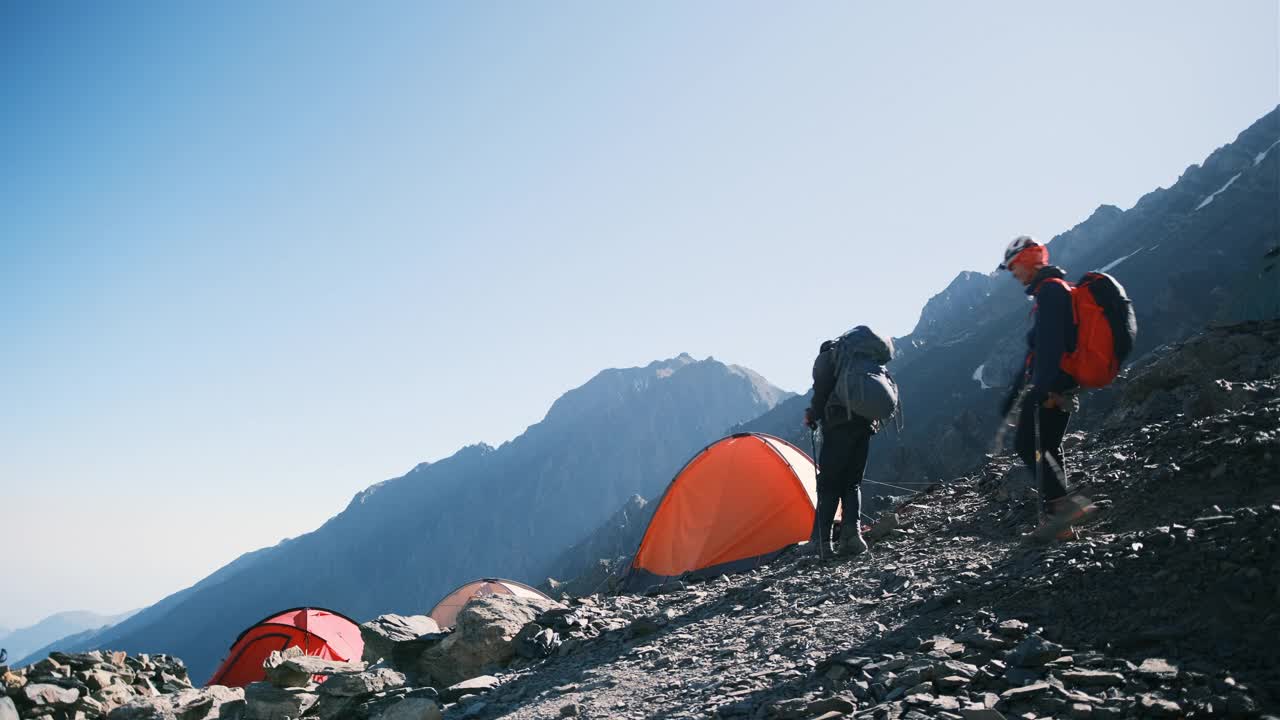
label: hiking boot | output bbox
[836,528,869,557]
[1028,493,1098,543]
[805,539,836,560]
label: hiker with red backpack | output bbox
[804,326,899,559]
[998,235,1136,541]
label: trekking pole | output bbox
[810,427,818,470]
[807,425,830,561]
[1033,391,1044,514]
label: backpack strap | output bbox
[1038,277,1077,326]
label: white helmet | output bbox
[998,235,1040,270]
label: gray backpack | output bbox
[829,326,899,422]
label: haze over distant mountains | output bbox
[0,610,135,666]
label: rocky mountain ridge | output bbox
[36,355,791,684]
[543,107,1280,587]
[742,105,1280,487]
[9,319,1276,719]
[1,613,136,672]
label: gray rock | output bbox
[867,513,901,540]
[441,675,499,703]
[1006,636,1064,668]
[1068,702,1093,719]
[243,682,320,720]
[934,659,979,679]
[764,696,824,719]
[76,695,107,716]
[95,683,139,713]
[905,681,933,696]
[960,711,1007,720]
[30,658,67,677]
[1136,658,1178,681]
[929,694,963,711]
[1138,694,1182,717]
[936,675,970,690]
[23,682,80,708]
[369,697,442,720]
[51,651,105,671]
[263,651,363,688]
[2,670,26,694]
[360,615,442,665]
[1004,667,1042,686]
[999,681,1052,702]
[107,697,177,720]
[894,663,935,688]
[318,666,406,697]
[514,625,562,659]
[86,670,118,692]
[994,620,1028,638]
[1227,692,1259,717]
[804,696,856,716]
[1060,670,1126,687]
[0,697,16,720]
[170,687,245,720]
[418,595,563,686]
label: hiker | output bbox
[804,327,897,558]
[998,235,1098,540]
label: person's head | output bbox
[998,235,1049,286]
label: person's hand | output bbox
[1000,388,1019,417]
[803,408,818,429]
[1043,392,1063,409]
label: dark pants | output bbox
[1015,397,1071,508]
[812,421,871,550]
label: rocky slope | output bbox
[14,319,1270,720]
[56,355,790,684]
[425,320,1277,720]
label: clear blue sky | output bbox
[2,2,1276,627]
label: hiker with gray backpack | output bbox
[804,326,899,559]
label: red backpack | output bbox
[1044,272,1138,388]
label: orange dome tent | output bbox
[207,607,363,687]
[623,433,820,592]
[428,578,553,630]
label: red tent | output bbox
[207,607,363,687]
[623,433,821,591]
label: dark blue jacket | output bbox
[1025,266,1078,401]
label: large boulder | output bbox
[1,670,26,694]
[263,648,364,688]
[359,690,443,720]
[0,697,17,720]
[417,594,563,686]
[107,697,177,720]
[360,615,441,666]
[22,682,81,710]
[317,666,406,697]
[243,683,319,720]
[371,697,443,720]
[172,686,246,720]
[95,683,140,713]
